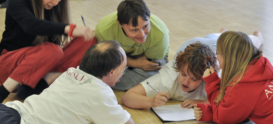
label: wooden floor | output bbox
[1,0,273,123]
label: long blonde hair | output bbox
[31,0,70,46]
[215,31,262,105]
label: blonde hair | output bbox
[215,31,262,105]
[31,0,70,46]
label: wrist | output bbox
[148,97,155,107]
[127,57,138,68]
[64,25,70,34]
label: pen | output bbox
[81,15,86,26]
[147,82,159,92]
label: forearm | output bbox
[126,57,139,68]
[203,72,221,103]
[122,91,153,109]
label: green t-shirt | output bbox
[95,12,169,60]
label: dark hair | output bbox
[175,42,219,80]
[79,40,124,78]
[117,0,150,27]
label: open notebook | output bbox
[151,104,196,122]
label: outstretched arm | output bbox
[122,84,169,109]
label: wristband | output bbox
[68,24,76,37]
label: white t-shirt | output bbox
[141,60,207,101]
[5,67,130,124]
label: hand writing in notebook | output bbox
[147,82,169,107]
[151,92,169,107]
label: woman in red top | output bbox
[194,31,273,123]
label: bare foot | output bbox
[219,28,228,33]
[253,31,264,44]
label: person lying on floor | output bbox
[0,40,134,124]
[122,42,219,109]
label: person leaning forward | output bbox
[95,0,170,90]
[0,40,134,124]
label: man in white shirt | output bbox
[0,40,134,124]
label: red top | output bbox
[197,55,273,124]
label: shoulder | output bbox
[146,14,169,45]
[9,0,31,8]
[96,11,119,32]
[159,60,177,78]
[150,14,169,35]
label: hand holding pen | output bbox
[147,82,169,107]
[71,15,94,41]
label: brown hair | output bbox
[175,42,218,80]
[117,0,150,27]
[31,0,70,46]
[215,31,262,105]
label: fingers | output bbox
[181,101,194,109]
[187,104,194,109]
[83,29,93,41]
[72,27,93,41]
[143,64,161,71]
[159,92,169,99]
[139,58,161,71]
[194,106,203,121]
[210,66,215,74]
[153,92,169,107]
[193,104,198,107]
[203,68,210,77]
[181,101,189,108]
[146,62,161,70]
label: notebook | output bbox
[151,104,196,122]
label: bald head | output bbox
[79,40,125,78]
[96,42,111,52]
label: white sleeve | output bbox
[141,72,164,98]
[141,60,178,98]
[91,88,131,124]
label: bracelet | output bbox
[68,24,76,37]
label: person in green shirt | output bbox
[95,0,170,90]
